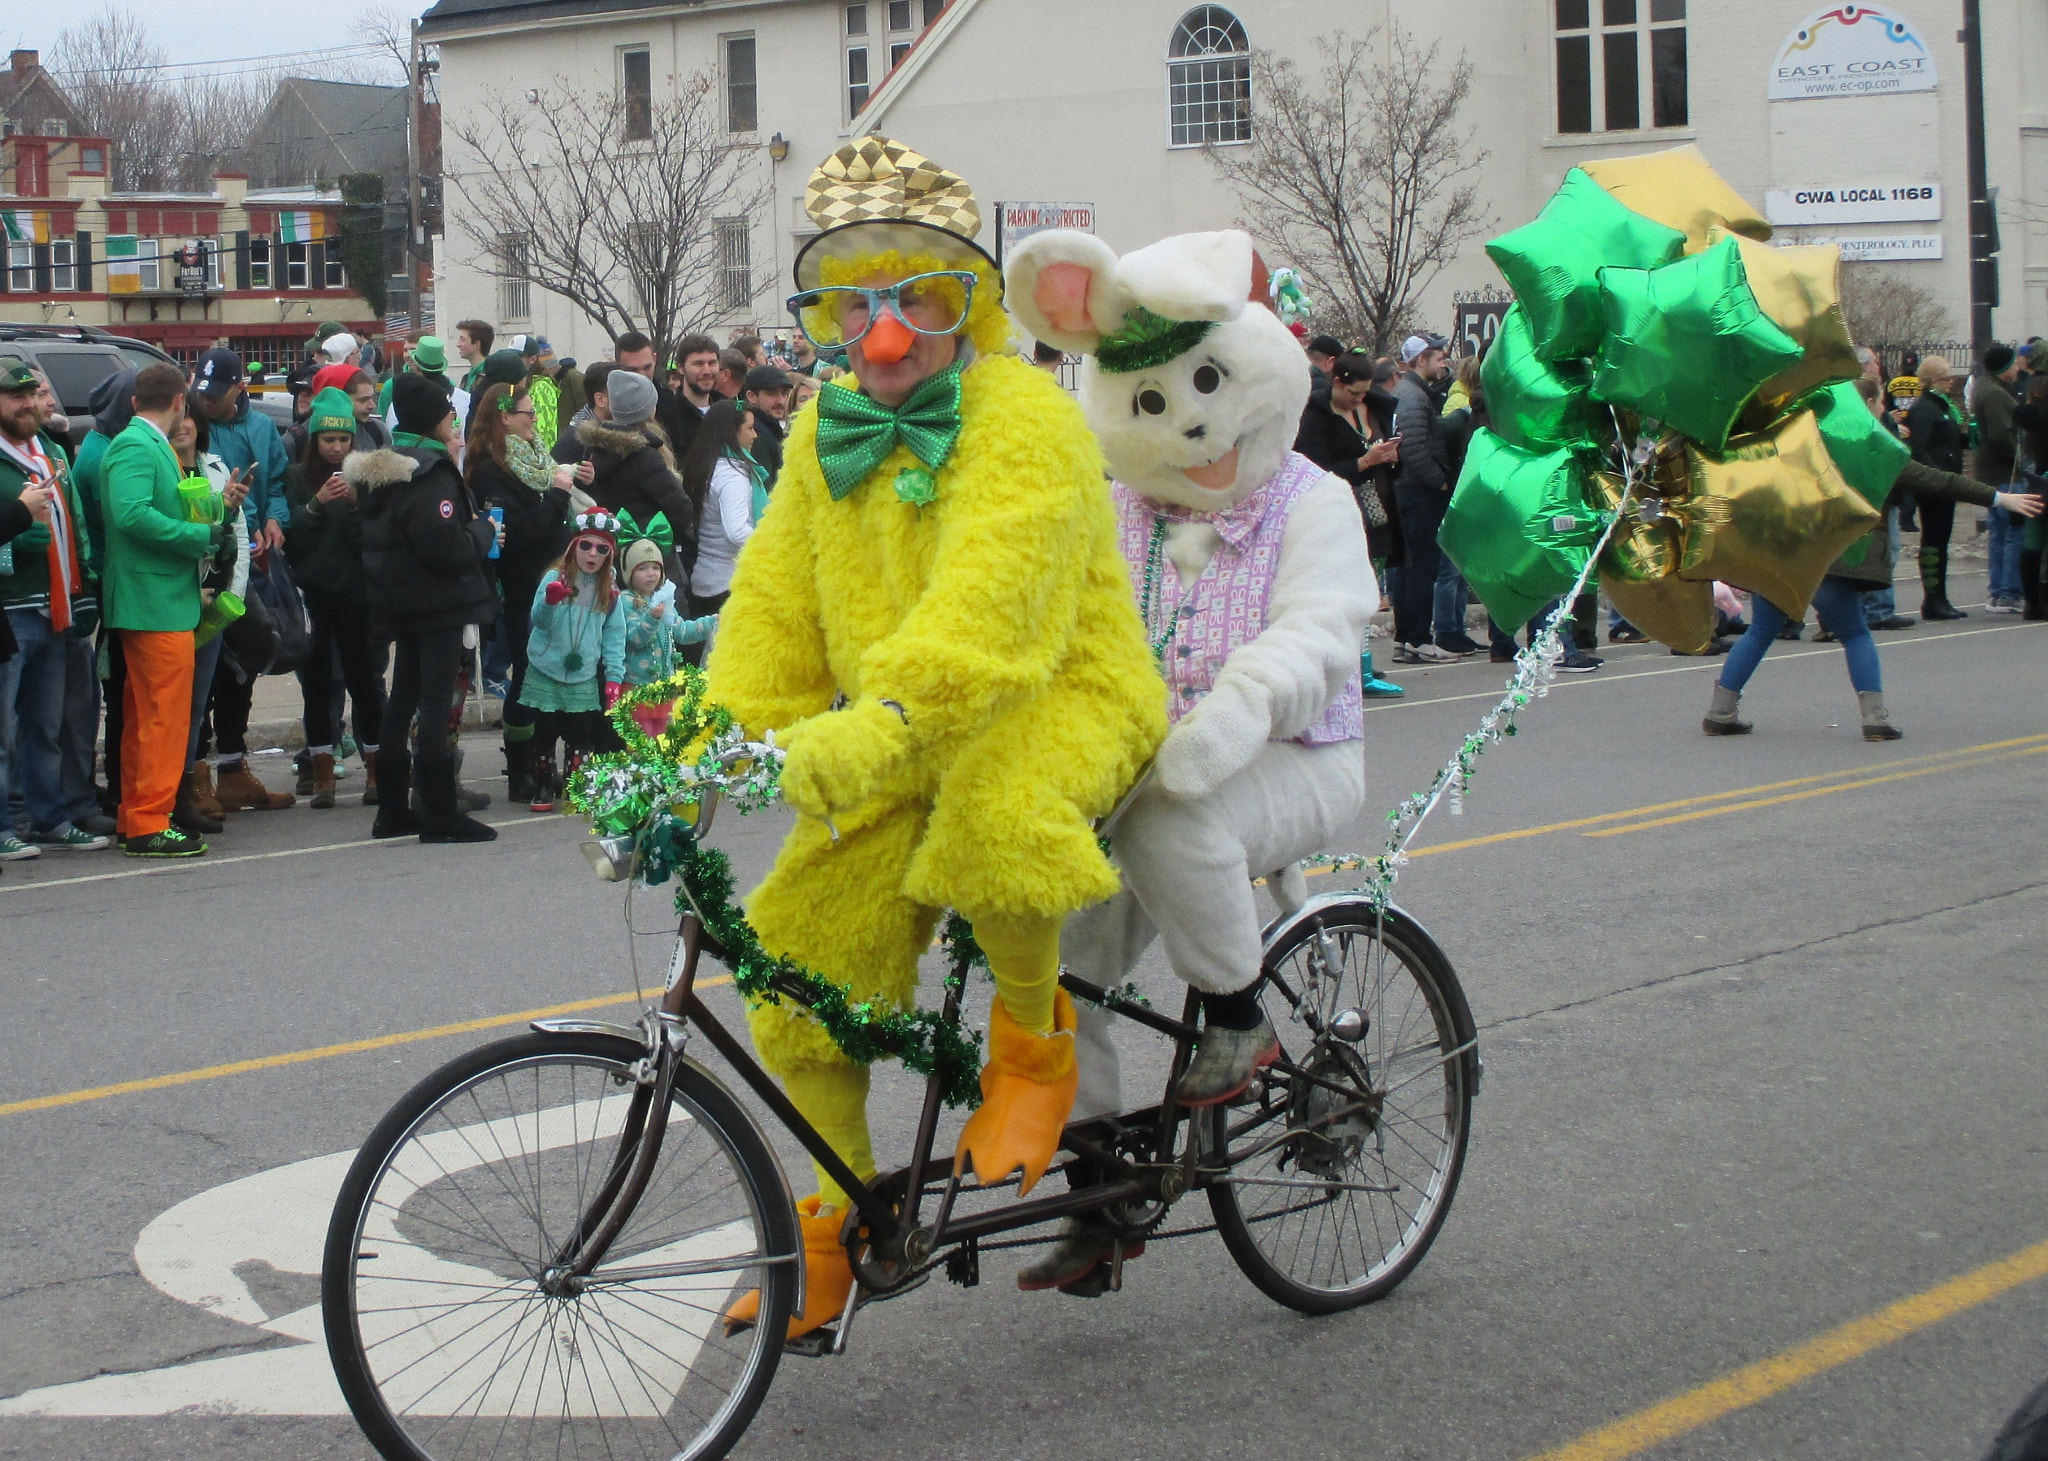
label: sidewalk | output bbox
[243,672,502,752]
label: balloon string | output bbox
[1308,409,1645,910]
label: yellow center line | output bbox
[1586,745,2048,837]
[1526,1235,2048,1460]
[0,976,731,1120]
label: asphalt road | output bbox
[2,594,2045,1461]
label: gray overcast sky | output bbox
[12,3,425,70]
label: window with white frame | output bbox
[725,33,757,133]
[845,5,871,117]
[1167,6,1251,148]
[247,236,269,288]
[715,217,751,312]
[5,242,31,292]
[1555,0,1687,134]
[621,46,653,142]
[136,238,161,291]
[323,240,345,288]
[923,0,944,23]
[49,238,76,290]
[203,239,223,289]
[498,232,531,319]
[285,240,310,289]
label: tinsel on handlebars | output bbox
[567,670,985,1108]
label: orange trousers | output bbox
[117,629,195,838]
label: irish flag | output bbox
[106,235,140,294]
[277,211,325,243]
[1,210,49,245]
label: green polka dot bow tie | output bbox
[813,362,964,502]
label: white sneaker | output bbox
[1402,642,1461,664]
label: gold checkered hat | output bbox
[793,135,996,290]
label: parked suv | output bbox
[0,325,293,443]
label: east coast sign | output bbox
[1769,4,1937,100]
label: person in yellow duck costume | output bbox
[707,136,1166,1339]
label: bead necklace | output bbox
[1137,515,1179,663]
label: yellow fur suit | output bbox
[705,351,1166,1095]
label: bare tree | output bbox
[1207,28,1490,355]
[1839,263,1958,367]
[349,7,415,85]
[49,8,184,190]
[448,73,768,353]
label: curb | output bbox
[241,695,505,753]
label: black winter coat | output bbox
[566,418,698,573]
[751,413,786,484]
[0,495,29,661]
[350,445,499,635]
[283,459,369,602]
[469,454,572,594]
[1294,397,1368,486]
[1903,391,1967,476]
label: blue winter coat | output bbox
[527,570,627,685]
[205,394,292,533]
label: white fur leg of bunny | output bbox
[1152,474,1376,802]
[1063,736,1369,1117]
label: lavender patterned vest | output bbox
[1116,450,1364,747]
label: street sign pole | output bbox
[1962,0,1995,362]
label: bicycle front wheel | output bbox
[322,1031,797,1461]
[1208,901,1476,1313]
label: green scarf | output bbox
[812,362,964,501]
[392,431,448,456]
[505,433,558,493]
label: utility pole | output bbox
[1961,0,1995,362]
[406,18,423,335]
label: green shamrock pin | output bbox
[894,466,938,508]
[564,650,584,674]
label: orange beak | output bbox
[861,311,915,365]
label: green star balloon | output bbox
[1484,168,1688,362]
[1788,380,1907,508]
[1590,236,1805,453]
[1481,306,1599,453]
[1439,428,1607,635]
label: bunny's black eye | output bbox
[1137,389,1167,415]
[1192,365,1221,395]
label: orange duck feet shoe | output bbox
[954,990,1078,1197]
[723,1195,855,1342]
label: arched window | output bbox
[1167,6,1251,148]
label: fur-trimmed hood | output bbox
[578,417,676,473]
[342,446,422,492]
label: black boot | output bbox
[1919,543,1967,620]
[2023,549,2047,620]
[528,754,558,813]
[371,748,422,839]
[416,756,497,843]
[502,735,535,802]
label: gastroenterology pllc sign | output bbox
[1769,4,1937,100]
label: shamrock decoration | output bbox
[564,650,584,675]
[894,465,938,507]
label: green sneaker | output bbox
[31,825,113,851]
[0,835,40,861]
[339,734,358,760]
[123,828,208,859]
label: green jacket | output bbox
[0,431,96,628]
[70,429,111,562]
[101,416,212,632]
[1972,373,2019,486]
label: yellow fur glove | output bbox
[778,698,913,820]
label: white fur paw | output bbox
[1154,688,1270,800]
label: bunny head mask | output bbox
[1006,229,1308,512]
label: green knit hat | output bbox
[308,387,356,438]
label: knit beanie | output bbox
[308,387,357,437]
[607,369,658,428]
[479,348,529,392]
[392,372,455,437]
[1985,344,2015,375]
[622,537,664,576]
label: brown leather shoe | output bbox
[215,762,297,811]
[362,753,379,807]
[187,761,224,819]
[308,752,337,809]
[173,764,225,835]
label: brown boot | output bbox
[362,753,380,807]
[174,763,225,835]
[190,761,224,820]
[308,752,337,809]
[215,760,297,811]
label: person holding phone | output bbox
[169,406,251,832]
[285,388,387,811]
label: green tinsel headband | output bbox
[1095,306,1214,374]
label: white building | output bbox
[419,0,2048,366]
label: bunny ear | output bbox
[1005,230,1125,356]
[1114,230,1255,324]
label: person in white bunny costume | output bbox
[1005,228,1374,1292]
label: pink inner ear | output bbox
[1033,261,1097,336]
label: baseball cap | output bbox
[1400,333,1448,364]
[1307,334,1345,358]
[743,364,790,394]
[0,361,39,393]
[321,332,357,363]
[193,347,246,398]
[520,334,552,358]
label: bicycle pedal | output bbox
[784,1328,841,1358]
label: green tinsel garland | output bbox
[569,669,984,1108]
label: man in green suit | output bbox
[102,363,233,858]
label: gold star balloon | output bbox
[1673,409,1882,619]
[1578,144,1773,253]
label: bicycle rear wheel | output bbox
[323,1030,797,1461]
[1208,900,1476,1313]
